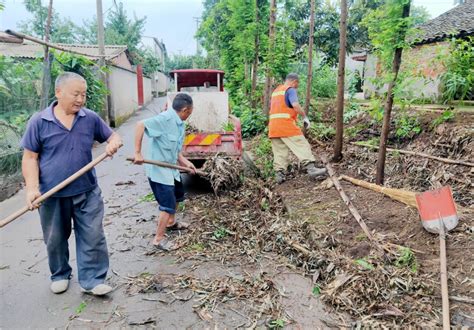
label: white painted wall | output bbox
[144,75,152,104]
[109,66,153,124]
[167,91,229,131]
[152,71,169,93]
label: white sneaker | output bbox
[50,279,69,294]
[81,284,113,296]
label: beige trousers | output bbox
[271,135,315,172]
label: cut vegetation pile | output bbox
[341,114,473,206]
[166,173,463,327]
[201,154,243,193]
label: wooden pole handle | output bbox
[0,152,110,228]
[126,157,208,177]
[439,220,450,329]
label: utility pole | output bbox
[193,17,202,56]
[304,0,316,135]
[263,0,277,116]
[40,0,53,111]
[333,0,348,162]
[96,0,109,124]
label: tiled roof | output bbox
[415,0,474,44]
[0,41,128,60]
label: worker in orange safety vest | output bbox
[268,73,327,184]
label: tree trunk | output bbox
[263,0,276,116]
[40,0,53,111]
[251,0,260,108]
[375,2,411,184]
[303,0,316,135]
[333,0,348,162]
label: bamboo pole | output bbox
[126,157,207,176]
[352,142,474,167]
[6,30,108,58]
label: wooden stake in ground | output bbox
[376,1,411,184]
[333,0,348,162]
[353,142,474,167]
[263,0,277,117]
[303,0,316,136]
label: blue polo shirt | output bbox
[143,108,184,185]
[20,101,113,197]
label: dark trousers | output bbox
[38,186,108,290]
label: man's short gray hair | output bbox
[55,72,86,89]
[285,73,299,82]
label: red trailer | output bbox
[168,69,242,166]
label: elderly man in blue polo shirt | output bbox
[134,93,196,251]
[21,72,122,295]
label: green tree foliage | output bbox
[165,54,213,72]
[362,0,415,68]
[198,0,269,100]
[19,0,78,43]
[104,2,146,54]
[0,56,42,129]
[349,0,429,50]
[75,3,146,54]
[75,3,160,75]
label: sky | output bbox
[0,0,458,56]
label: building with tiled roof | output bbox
[415,0,474,45]
[362,0,474,101]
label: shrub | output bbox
[439,37,474,103]
[312,64,337,98]
[232,104,267,138]
[254,134,274,179]
[395,111,421,139]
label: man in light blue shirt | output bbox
[134,93,196,250]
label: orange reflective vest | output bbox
[268,85,303,138]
